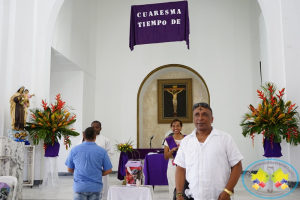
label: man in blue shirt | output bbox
[65,127,113,200]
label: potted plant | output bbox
[25,94,80,156]
[240,82,300,157]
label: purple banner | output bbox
[129,1,190,50]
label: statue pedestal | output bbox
[41,142,60,187]
[41,157,59,187]
[0,136,25,200]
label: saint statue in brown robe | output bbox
[10,86,25,130]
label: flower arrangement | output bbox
[115,138,134,153]
[240,82,300,147]
[25,94,80,150]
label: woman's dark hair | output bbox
[17,86,24,93]
[170,119,182,127]
[84,127,96,140]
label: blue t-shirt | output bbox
[65,141,112,192]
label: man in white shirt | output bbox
[174,103,243,200]
[79,121,114,199]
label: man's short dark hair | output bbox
[91,120,101,127]
[84,127,96,140]
[193,102,213,115]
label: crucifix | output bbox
[164,85,185,117]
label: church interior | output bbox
[1,0,300,199]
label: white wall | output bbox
[82,72,96,128]
[0,0,64,180]
[51,0,97,77]
[50,48,96,172]
[50,71,84,172]
[93,0,262,170]
[50,0,98,172]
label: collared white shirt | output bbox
[174,127,243,200]
[78,134,114,160]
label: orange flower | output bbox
[65,112,70,119]
[278,114,285,120]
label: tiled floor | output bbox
[23,174,300,200]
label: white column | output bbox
[280,0,300,180]
[258,0,300,176]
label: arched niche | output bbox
[137,64,210,148]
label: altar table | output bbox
[117,149,163,180]
[143,154,168,185]
[107,185,154,200]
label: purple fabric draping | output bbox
[44,142,60,157]
[143,154,168,185]
[165,136,178,158]
[263,139,282,158]
[129,1,190,50]
[118,152,129,180]
[165,135,186,158]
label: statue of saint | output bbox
[10,86,25,130]
[165,86,185,114]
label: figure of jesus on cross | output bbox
[164,85,185,117]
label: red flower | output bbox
[257,90,265,100]
[288,103,296,113]
[68,115,76,122]
[41,99,48,110]
[30,114,36,119]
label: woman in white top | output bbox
[164,119,185,199]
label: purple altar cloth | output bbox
[263,139,282,158]
[143,154,168,185]
[117,152,129,180]
[44,142,60,157]
[117,149,163,181]
[129,1,190,50]
[127,148,164,159]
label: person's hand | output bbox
[218,191,231,200]
[171,147,178,152]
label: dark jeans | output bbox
[173,180,194,200]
